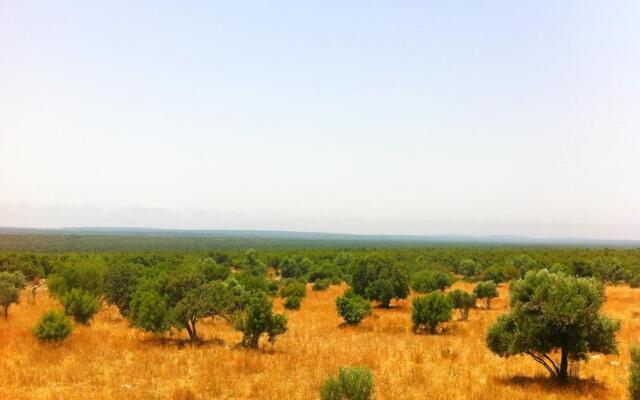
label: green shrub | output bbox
[336,290,371,325]
[631,346,640,399]
[312,279,331,291]
[320,367,374,400]
[481,264,507,284]
[104,263,142,316]
[284,295,302,310]
[280,281,307,299]
[411,270,454,293]
[236,292,287,348]
[129,287,173,335]
[62,288,100,325]
[630,276,640,289]
[412,292,453,334]
[33,310,73,342]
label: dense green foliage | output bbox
[320,367,374,400]
[104,262,142,316]
[0,271,26,317]
[2,239,639,365]
[33,310,73,342]
[280,280,307,310]
[486,269,620,382]
[312,279,331,291]
[351,259,409,308]
[447,289,476,320]
[412,292,453,334]
[473,281,498,309]
[284,295,302,310]
[62,288,100,325]
[129,268,236,341]
[235,292,287,348]
[336,290,372,325]
[411,270,454,293]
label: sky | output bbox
[1,1,639,239]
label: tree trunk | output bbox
[559,347,569,382]
[2,305,8,318]
[184,320,198,342]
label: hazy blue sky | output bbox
[1,1,639,239]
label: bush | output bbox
[412,292,453,334]
[284,295,302,310]
[33,310,73,342]
[447,289,476,320]
[336,290,371,325]
[320,367,374,400]
[236,292,287,348]
[312,279,331,291]
[631,347,640,400]
[62,288,100,325]
[630,276,640,289]
[280,281,307,299]
[473,281,498,309]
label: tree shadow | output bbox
[337,322,374,332]
[494,375,608,396]
[140,336,225,349]
[229,342,282,354]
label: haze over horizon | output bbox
[2,2,639,240]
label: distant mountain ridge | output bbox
[0,226,638,247]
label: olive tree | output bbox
[486,269,620,382]
[351,260,409,308]
[129,268,235,342]
[473,281,498,309]
[0,271,26,318]
[447,289,476,320]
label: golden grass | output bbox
[1,282,638,399]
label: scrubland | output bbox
[1,282,637,399]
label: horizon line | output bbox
[1,225,639,243]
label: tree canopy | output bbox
[486,269,620,382]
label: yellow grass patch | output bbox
[1,282,637,399]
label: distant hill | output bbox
[0,226,638,251]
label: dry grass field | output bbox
[1,282,638,400]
